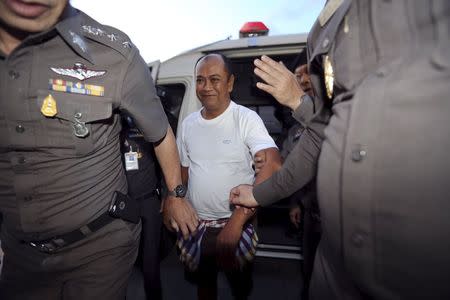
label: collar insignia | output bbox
[69,30,87,53]
[50,63,106,81]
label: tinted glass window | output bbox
[157,84,186,134]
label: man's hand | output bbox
[289,205,302,229]
[229,184,259,208]
[253,151,266,174]
[163,196,198,240]
[254,55,304,111]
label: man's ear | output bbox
[228,74,235,93]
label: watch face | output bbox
[175,185,187,197]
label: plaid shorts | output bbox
[176,218,258,271]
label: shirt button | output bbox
[351,232,364,247]
[16,124,25,133]
[18,156,26,164]
[376,68,386,77]
[9,70,20,79]
[351,147,367,162]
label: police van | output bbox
[150,22,308,260]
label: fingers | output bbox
[261,55,288,73]
[188,203,200,229]
[164,198,200,239]
[179,204,198,238]
[255,55,286,78]
[255,81,277,96]
[254,65,278,87]
[229,186,240,203]
[187,218,198,236]
[169,219,179,233]
[254,152,265,171]
[178,222,190,240]
[229,184,258,208]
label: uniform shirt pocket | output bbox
[36,90,113,156]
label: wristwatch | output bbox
[168,184,187,198]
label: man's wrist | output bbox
[290,92,306,111]
[167,184,187,198]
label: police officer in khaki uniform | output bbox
[231,0,450,299]
[121,114,164,300]
[0,1,198,299]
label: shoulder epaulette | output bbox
[80,13,135,59]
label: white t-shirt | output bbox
[177,101,277,220]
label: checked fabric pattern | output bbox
[176,218,258,271]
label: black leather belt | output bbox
[27,211,115,254]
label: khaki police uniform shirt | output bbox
[0,6,168,242]
[257,0,450,299]
[254,93,329,204]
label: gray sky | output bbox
[71,0,325,62]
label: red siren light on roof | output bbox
[239,21,269,38]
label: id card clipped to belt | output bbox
[124,145,139,171]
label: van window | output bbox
[157,84,186,134]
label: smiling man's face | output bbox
[195,54,234,119]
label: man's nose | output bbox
[300,75,310,86]
[203,79,213,90]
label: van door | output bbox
[147,60,161,82]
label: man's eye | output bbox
[211,78,220,83]
[196,78,204,84]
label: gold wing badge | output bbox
[323,55,334,99]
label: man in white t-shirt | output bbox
[176,53,281,300]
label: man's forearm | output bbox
[228,206,256,228]
[153,126,181,190]
[155,126,198,238]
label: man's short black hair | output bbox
[195,53,234,77]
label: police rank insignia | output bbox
[41,94,58,117]
[82,25,133,49]
[50,63,106,81]
[323,55,334,99]
[49,79,105,97]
